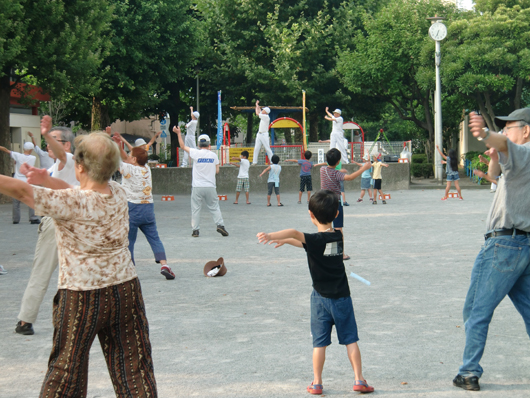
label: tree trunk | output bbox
[245,112,253,145]
[91,97,110,131]
[309,112,318,142]
[0,72,12,203]
[476,93,496,131]
[422,95,434,162]
[514,77,523,110]
[291,112,304,143]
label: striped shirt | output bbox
[320,166,345,195]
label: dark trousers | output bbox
[40,278,157,398]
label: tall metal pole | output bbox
[302,90,307,151]
[196,72,200,133]
[435,39,443,184]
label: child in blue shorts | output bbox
[257,190,374,395]
[286,150,326,204]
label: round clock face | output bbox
[429,22,447,41]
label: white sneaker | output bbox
[0,265,7,275]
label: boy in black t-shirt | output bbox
[257,190,374,395]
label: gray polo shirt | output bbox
[486,140,530,232]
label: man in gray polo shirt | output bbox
[453,109,530,391]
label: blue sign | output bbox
[160,131,167,138]
[160,119,167,125]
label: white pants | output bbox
[18,216,59,324]
[181,135,196,166]
[191,187,225,230]
[330,132,349,164]
[252,132,273,164]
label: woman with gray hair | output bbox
[1,128,158,397]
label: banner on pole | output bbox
[217,91,222,149]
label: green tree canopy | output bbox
[0,0,111,186]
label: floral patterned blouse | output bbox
[32,181,137,291]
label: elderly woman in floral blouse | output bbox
[0,118,157,397]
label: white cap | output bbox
[23,142,34,151]
[198,134,210,143]
[134,138,147,147]
[333,109,341,115]
[263,107,271,114]
[363,154,370,161]
[193,111,200,119]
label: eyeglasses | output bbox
[501,124,527,134]
[48,139,67,143]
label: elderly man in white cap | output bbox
[173,126,229,237]
[181,106,200,167]
[252,100,274,165]
[324,107,349,164]
[0,141,40,224]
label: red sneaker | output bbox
[160,266,175,280]
[307,382,323,395]
[353,380,374,393]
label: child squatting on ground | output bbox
[230,150,251,204]
[257,190,374,395]
[259,154,283,206]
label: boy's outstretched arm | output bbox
[344,161,371,181]
[284,159,298,163]
[259,165,271,177]
[270,238,303,248]
[257,229,306,245]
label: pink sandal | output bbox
[353,380,374,393]
[307,382,323,395]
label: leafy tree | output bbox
[442,1,530,130]
[88,0,200,131]
[0,0,111,198]
[337,0,458,158]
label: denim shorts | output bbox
[310,290,359,347]
[332,202,343,229]
[361,177,371,190]
[446,172,459,181]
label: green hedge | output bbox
[411,154,427,164]
[411,163,434,178]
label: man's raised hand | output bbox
[40,116,52,136]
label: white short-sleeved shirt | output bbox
[190,148,219,188]
[258,113,270,133]
[186,120,198,136]
[47,152,80,186]
[10,152,36,182]
[119,162,153,204]
[331,116,344,134]
[34,146,55,169]
[32,182,137,291]
[237,159,250,178]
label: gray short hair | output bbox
[74,132,120,184]
[50,126,75,153]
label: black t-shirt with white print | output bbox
[302,230,350,299]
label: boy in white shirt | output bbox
[181,106,200,167]
[252,100,273,165]
[324,107,349,164]
[230,150,251,204]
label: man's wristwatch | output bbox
[477,127,490,141]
